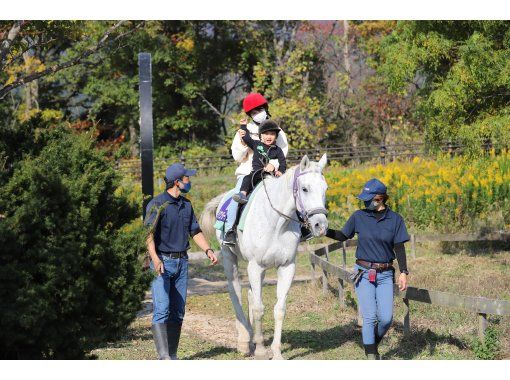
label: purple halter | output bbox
[292,166,328,223]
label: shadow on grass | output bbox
[281,320,363,359]
[440,240,510,256]
[383,322,469,359]
[183,345,240,360]
[275,318,469,360]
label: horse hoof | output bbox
[270,347,285,360]
[254,348,269,360]
[237,342,251,356]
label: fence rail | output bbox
[309,239,510,340]
[116,140,502,177]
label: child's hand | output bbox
[240,118,247,125]
[275,170,282,177]
[238,129,246,138]
[264,163,275,172]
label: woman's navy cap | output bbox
[165,163,197,182]
[357,178,387,201]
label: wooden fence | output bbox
[309,236,510,340]
[116,140,499,177]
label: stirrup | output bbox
[223,229,237,246]
[232,192,248,204]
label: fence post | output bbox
[311,262,317,287]
[322,245,329,295]
[410,234,416,259]
[403,298,411,337]
[338,278,345,307]
[478,313,487,340]
[379,145,386,165]
[342,241,347,270]
[447,141,453,156]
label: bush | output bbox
[0,128,151,358]
[325,152,510,231]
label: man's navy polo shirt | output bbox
[341,207,410,263]
[144,191,201,253]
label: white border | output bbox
[1,0,510,20]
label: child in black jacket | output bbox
[232,119,287,204]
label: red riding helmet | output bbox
[242,93,268,114]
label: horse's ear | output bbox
[300,155,310,171]
[318,153,327,171]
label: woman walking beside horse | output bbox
[327,178,410,359]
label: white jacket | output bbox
[231,121,289,178]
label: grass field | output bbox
[91,242,510,360]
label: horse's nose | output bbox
[314,222,326,236]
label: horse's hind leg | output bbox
[222,246,252,355]
[271,262,296,360]
[247,260,268,359]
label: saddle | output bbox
[214,182,263,233]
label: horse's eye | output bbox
[302,187,308,192]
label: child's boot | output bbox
[233,192,248,204]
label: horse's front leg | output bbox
[247,260,268,359]
[222,247,252,355]
[271,262,295,360]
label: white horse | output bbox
[201,154,329,359]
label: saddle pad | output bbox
[214,189,236,231]
[238,182,263,232]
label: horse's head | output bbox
[293,154,329,237]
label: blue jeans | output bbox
[354,264,394,345]
[225,175,245,230]
[150,255,189,324]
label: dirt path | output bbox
[137,274,313,352]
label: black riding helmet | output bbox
[258,120,280,135]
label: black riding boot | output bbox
[167,322,183,360]
[364,343,378,360]
[151,323,171,360]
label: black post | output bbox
[139,53,154,219]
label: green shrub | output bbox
[0,128,151,358]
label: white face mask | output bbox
[252,110,268,124]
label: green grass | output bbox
[90,316,245,360]
[92,245,509,360]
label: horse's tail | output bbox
[200,193,225,240]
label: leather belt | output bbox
[356,259,394,272]
[159,251,188,259]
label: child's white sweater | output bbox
[230,121,289,178]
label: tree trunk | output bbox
[23,50,39,118]
[128,119,139,157]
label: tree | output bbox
[0,124,151,358]
[377,21,510,151]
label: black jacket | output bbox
[240,124,287,173]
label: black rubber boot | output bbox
[167,322,182,360]
[364,343,378,360]
[374,325,382,360]
[151,323,171,360]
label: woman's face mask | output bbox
[252,110,268,124]
[364,199,381,211]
